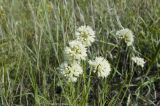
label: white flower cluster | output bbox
[57,26,146,82]
[64,40,87,61]
[131,56,145,68]
[89,57,111,78]
[58,25,96,82]
[116,28,134,46]
[75,26,95,47]
[116,28,146,68]
[59,62,83,82]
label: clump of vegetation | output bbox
[0,0,160,105]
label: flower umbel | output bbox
[59,62,83,82]
[89,57,111,78]
[131,56,145,68]
[116,28,134,46]
[75,25,95,46]
[64,40,87,61]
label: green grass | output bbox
[0,0,160,105]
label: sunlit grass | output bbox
[0,0,160,105]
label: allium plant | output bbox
[58,25,111,82]
[58,26,145,83]
[56,25,147,106]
